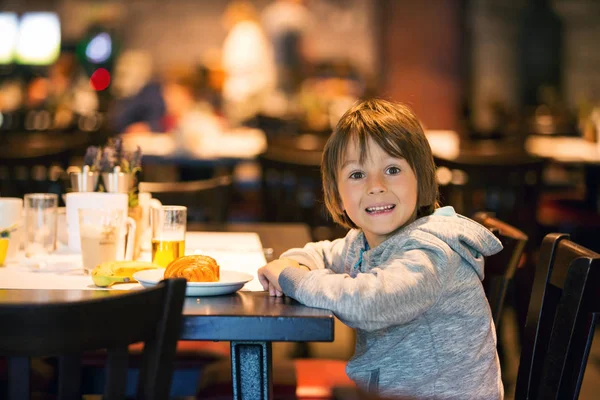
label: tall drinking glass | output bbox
[151,206,186,267]
[79,208,136,274]
[24,193,58,257]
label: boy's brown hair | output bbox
[322,98,439,229]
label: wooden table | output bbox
[0,223,334,400]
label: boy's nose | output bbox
[367,176,386,194]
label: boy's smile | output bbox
[338,138,418,248]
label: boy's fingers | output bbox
[258,273,269,291]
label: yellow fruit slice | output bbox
[91,260,161,287]
[0,238,9,266]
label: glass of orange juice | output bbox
[150,206,186,267]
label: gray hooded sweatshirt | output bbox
[279,207,504,399]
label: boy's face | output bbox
[337,138,418,248]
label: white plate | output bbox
[133,268,254,297]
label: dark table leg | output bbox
[230,341,273,400]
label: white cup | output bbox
[0,197,23,260]
[65,192,129,252]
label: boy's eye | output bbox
[349,171,365,179]
[386,166,401,175]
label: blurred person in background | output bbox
[299,60,364,133]
[261,0,312,97]
[109,50,165,133]
[0,80,24,113]
[0,80,25,131]
[221,0,276,126]
[47,52,99,131]
[161,65,223,151]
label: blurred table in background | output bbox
[120,129,267,185]
[120,128,266,168]
[426,130,600,213]
[0,131,97,198]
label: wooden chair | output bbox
[436,147,545,337]
[132,176,236,395]
[259,134,347,242]
[139,174,233,223]
[0,278,187,400]
[514,233,600,400]
[472,211,528,328]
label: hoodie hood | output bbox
[401,206,503,280]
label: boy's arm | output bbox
[279,233,352,273]
[279,244,452,332]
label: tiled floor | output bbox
[500,307,600,399]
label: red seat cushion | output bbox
[294,359,354,399]
[130,340,230,368]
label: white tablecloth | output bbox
[0,232,267,292]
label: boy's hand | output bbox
[257,258,309,297]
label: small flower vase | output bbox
[128,205,143,260]
[102,170,130,194]
[70,166,100,192]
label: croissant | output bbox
[164,255,220,282]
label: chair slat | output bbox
[8,356,30,400]
[472,212,528,328]
[104,346,129,400]
[58,354,81,400]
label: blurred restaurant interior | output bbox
[1,0,600,398]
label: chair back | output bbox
[473,212,528,326]
[139,175,233,223]
[0,278,187,400]
[515,233,600,400]
[259,134,347,240]
[259,151,322,223]
[436,150,544,243]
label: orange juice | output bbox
[151,239,185,267]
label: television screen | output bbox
[0,13,18,64]
[15,12,61,66]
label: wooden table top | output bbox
[0,223,334,342]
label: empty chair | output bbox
[0,278,186,400]
[259,134,347,241]
[435,151,544,237]
[473,211,528,328]
[515,233,600,400]
[139,175,233,223]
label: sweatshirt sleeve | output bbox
[279,241,452,331]
[279,234,351,274]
